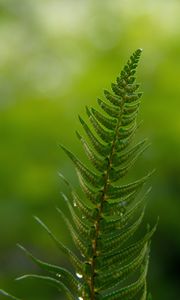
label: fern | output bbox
[0,49,157,300]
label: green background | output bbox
[0,0,180,299]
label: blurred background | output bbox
[0,0,180,299]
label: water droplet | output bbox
[78,297,83,300]
[73,201,77,207]
[76,272,83,279]
[56,273,61,277]
[82,215,85,219]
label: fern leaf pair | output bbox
[0,49,156,300]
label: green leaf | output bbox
[121,111,138,126]
[76,131,108,171]
[97,98,120,118]
[107,172,154,199]
[124,92,142,104]
[0,290,22,300]
[86,107,114,143]
[112,139,149,167]
[79,115,110,155]
[77,172,101,204]
[109,144,146,181]
[101,257,148,300]
[115,126,138,152]
[103,190,137,216]
[17,244,81,294]
[56,207,88,256]
[58,172,97,221]
[99,209,145,254]
[104,90,122,107]
[61,193,91,236]
[34,216,83,274]
[91,107,117,131]
[123,100,141,114]
[16,275,76,300]
[140,282,147,300]
[99,222,158,270]
[102,188,151,233]
[61,145,103,188]
[118,123,137,139]
[111,82,126,97]
[96,244,148,290]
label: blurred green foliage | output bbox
[0,0,180,299]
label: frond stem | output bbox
[89,98,126,299]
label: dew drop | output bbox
[76,272,83,279]
[82,215,85,219]
[121,201,127,207]
[56,273,61,277]
[78,297,83,300]
[73,201,77,207]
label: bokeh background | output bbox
[0,0,180,299]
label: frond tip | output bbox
[0,49,156,300]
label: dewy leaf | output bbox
[2,49,157,299]
[61,193,90,236]
[101,188,150,233]
[17,244,81,294]
[100,209,145,254]
[58,172,96,221]
[16,275,76,300]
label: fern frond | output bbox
[1,49,156,300]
